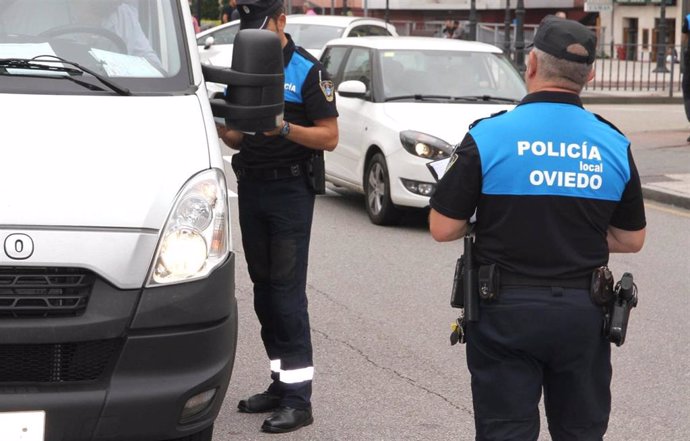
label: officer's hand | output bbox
[216,123,228,138]
[263,126,281,137]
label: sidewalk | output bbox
[628,129,690,210]
[586,99,690,210]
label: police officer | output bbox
[429,16,646,441]
[217,0,338,433]
[682,12,690,141]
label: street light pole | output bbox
[503,0,511,56]
[515,0,526,73]
[469,0,477,41]
[654,0,669,72]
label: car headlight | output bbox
[147,168,229,286]
[400,130,452,160]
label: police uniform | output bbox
[230,0,338,422]
[430,17,646,441]
[682,14,690,123]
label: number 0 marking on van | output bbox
[4,234,34,260]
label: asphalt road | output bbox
[212,104,690,440]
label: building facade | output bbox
[294,0,684,58]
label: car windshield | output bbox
[284,23,345,50]
[379,49,526,102]
[0,0,191,94]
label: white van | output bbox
[0,1,283,440]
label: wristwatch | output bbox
[279,120,290,137]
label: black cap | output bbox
[237,0,282,30]
[531,15,596,64]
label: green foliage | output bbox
[190,0,222,21]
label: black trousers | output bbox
[237,175,315,409]
[683,64,690,121]
[466,287,611,441]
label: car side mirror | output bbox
[202,29,284,132]
[204,36,215,50]
[337,80,367,98]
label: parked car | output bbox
[320,36,527,225]
[197,14,398,96]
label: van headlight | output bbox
[147,169,229,286]
[400,130,452,159]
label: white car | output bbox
[197,15,398,95]
[321,36,527,225]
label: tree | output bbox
[190,0,221,21]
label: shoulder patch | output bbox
[318,70,334,102]
[468,110,508,130]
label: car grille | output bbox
[0,339,122,383]
[0,267,94,318]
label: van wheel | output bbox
[364,153,401,225]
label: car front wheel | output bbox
[364,153,401,225]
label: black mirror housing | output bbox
[202,29,284,132]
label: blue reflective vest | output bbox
[469,101,631,202]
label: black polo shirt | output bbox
[430,91,646,278]
[232,34,338,169]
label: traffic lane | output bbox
[606,202,690,441]
[215,167,689,440]
[214,185,474,440]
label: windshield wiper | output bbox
[453,95,520,104]
[0,55,131,96]
[385,94,454,102]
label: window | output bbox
[322,46,349,82]
[347,25,392,38]
[0,0,191,94]
[377,50,524,101]
[342,47,371,89]
[198,24,240,46]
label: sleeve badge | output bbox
[320,80,335,102]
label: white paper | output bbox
[0,42,57,59]
[1,43,66,76]
[89,48,163,77]
[427,157,450,182]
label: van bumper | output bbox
[0,253,237,441]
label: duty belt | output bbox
[233,164,302,180]
[500,270,590,290]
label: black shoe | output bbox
[237,392,281,413]
[261,406,314,433]
[686,134,690,143]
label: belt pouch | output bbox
[478,264,500,301]
[306,151,326,194]
[450,256,465,308]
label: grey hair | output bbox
[532,48,593,92]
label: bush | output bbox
[190,0,222,21]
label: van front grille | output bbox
[0,339,122,383]
[0,267,94,318]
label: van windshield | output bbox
[0,0,192,94]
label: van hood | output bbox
[0,93,210,230]
[381,102,516,146]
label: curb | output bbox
[642,187,690,210]
[581,96,683,105]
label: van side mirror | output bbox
[202,29,284,132]
[203,36,215,50]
